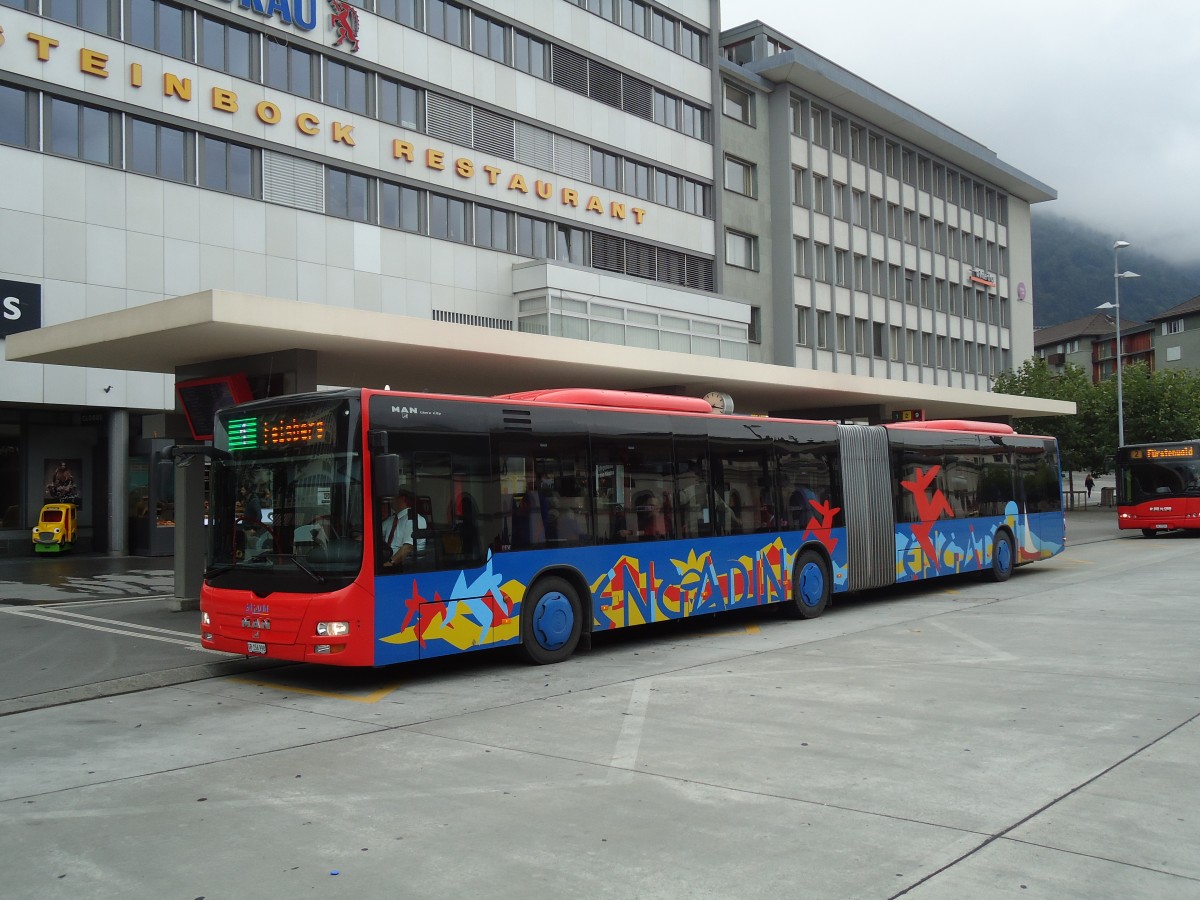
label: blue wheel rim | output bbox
[799,561,825,607]
[996,537,1012,574]
[532,591,574,650]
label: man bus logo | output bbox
[329,0,361,52]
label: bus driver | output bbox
[382,490,427,568]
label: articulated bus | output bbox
[198,388,1065,666]
[1115,440,1200,536]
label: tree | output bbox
[993,357,1109,476]
[1099,363,1200,449]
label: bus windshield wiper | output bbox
[280,554,326,584]
[204,564,237,581]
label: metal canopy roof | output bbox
[6,290,1074,421]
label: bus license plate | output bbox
[247,641,267,655]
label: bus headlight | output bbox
[316,621,350,637]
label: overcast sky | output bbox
[719,0,1200,265]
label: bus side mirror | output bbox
[374,453,400,499]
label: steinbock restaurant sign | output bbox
[8,21,648,227]
[0,279,41,339]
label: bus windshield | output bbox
[208,395,364,593]
[1118,445,1200,505]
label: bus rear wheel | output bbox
[520,576,583,665]
[783,548,830,619]
[987,529,1014,582]
[1141,529,1157,538]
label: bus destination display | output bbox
[227,415,330,451]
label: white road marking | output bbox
[609,678,653,775]
[8,606,200,639]
[4,608,223,653]
[929,618,1018,661]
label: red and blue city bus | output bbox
[1115,440,1200,536]
[199,388,1065,666]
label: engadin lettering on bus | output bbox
[210,0,318,32]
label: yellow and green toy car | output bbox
[32,503,78,553]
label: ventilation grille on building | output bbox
[625,242,656,280]
[590,60,622,110]
[472,106,516,158]
[515,121,554,170]
[263,150,324,213]
[591,233,625,273]
[554,134,591,181]
[433,309,514,330]
[551,45,589,95]
[426,93,473,146]
[621,77,653,119]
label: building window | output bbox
[593,149,620,190]
[833,182,849,220]
[810,105,827,146]
[887,203,901,238]
[850,124,865,162]
[379,77,421,129]
[326,167,372,223]
[789,96,804,136]
[749,306,761,343]
[835,314,849,352]
[920,275,931,309]
[813,242,830,282]
[654,170,680,207]
[812,174,828,214]
[1164,318,1185,335]
[723,82,753,124]
[830,115,845,154]
[265,36,318,99]
[127,0,189,60]
[890,325,901,362]
[852,188,867,226]
[793,237,809,277]
[199,135,256,197]
[834,248,848,287]
[474,204,511,251]
[377,0,420,27]
[513,30,547,77]
[381,182,424,232]
[872,322,885,359]
[792,166,809,206]
[555,225,587,265]
[624,160,651,200]
[653,90,678,129]
[473,13,509,63]
[199,15,256,81]
[517,214,551,258]
[325,58,372,115]
[816,310,830,350]
[45,0,116,34]
[888,264,901,300]
[127,116,191,183]
[428,0,468,47]
[903,209,916,242]
[796,307,809,345]
[725,230,758,270]
[430,193,469,241]
[724,155,756,197]
[45,96,117,165]
[853,253,868,291]
[871,259,885,297]
[870,196,884,234]
[0,83,31,148]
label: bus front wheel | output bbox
[520,576,583,665]
[987,529,1014,582]
[783,549,830,619]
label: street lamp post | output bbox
[1096,240,1139,448]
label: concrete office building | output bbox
[0,0,1065,555]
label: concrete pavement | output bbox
[3,503,1200,897]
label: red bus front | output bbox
[1115,441,1200,536]
[200,390,381,665]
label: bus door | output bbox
[838,425,894,591]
